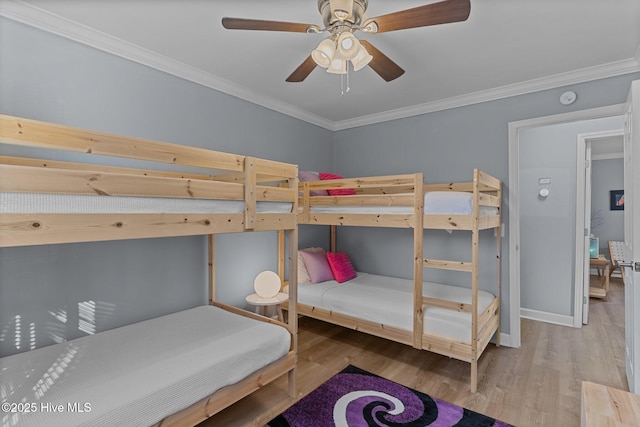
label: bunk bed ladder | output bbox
[420,169,482,392]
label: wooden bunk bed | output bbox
[293,169,501,393]
[0,115,299,426]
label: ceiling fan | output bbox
[222,0,471,83]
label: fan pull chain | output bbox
[341,65,351,97]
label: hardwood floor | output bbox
[200,277,626,427]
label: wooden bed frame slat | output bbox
[306,213,416,228]
[0,115,245,171]
[0,164,245,200]
[0,213,246,247]
[0,155,216,180]
[423,258,473,272]
[290,302,414,345]
[423,296,472,312]
[299,193,415,206]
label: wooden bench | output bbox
[581,381,640,426]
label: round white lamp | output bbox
[253,270,281,299]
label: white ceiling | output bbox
[2,0,640,130]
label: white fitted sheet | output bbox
[309,191,498,215]
[293,272,495,343]
[0,305,290,427]
[0,192,292,214]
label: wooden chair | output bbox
[608,241,626,285]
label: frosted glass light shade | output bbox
[327,56,347,74]
[351,44,373,71]
[337,32,359,60]
[311,38,336,68]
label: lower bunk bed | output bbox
[295,272,497,345]
[0,305,294,427]
[287,271,499,378]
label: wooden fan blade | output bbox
[286,55,318,82]
[364,0,470,34]
[222,17,320,33]
[359,40,405,82]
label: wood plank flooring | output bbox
[199,277,626,427]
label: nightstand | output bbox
[245,292,288,321]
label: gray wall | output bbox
[0,18,333,357]
[519,117,624,317]
[333,73,640,335]
[591,158,625,251]
[1,15,639,355]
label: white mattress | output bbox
[310,191,498,215]
[0,192,292,214]
[292,272,495,343]
[0,305,290,427]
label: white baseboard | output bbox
[520,308,575,327]
[497,332,517,348]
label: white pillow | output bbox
[298,247,324,284]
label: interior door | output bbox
[623,79,640,393]
[582,142,592,324]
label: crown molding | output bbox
[2,0,639,133]
[334,56,640,130]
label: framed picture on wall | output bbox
[610,190,624,210]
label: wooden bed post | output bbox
[244,157,256,230]
[495,183,502,347]
[287,173,299,398]
[413,174,424,349]
[209,234,216,305]
[330,225,337,253]
[278,229,285,284]
[302,182,311,224]
[287,226,298,398]
[470,169,481,393]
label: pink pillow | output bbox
[326,251,357,283]
[299,249,335,283]
[299,170,328,196]
[319,172,357,196]
[298,247,324,284]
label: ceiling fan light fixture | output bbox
[311,38,337,68]
[328,0,354,23]
[337,32,360,59]
[360,19,378,33]
[327,55,347,74]
[351,43,373,71]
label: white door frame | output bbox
[575,129,624,327]
[508,104,625,347]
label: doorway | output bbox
[575,130,624,325]
[508,104,625,347]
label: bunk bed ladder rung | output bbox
[423,258,473,272]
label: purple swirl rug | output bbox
[267,365,514,427]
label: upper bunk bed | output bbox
[0,114,299,426]
[0,114,298,246]
[294,169,502,393]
